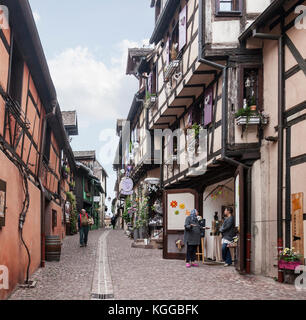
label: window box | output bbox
[236,115,269,126]
[164,59,180,82]
[144,95,157,109]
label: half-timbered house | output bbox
[239,0,306,280]
[147,0,276,273]
[0,0,76,299]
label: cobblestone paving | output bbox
[9,229,103,300]
[108,230,306,300]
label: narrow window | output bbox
[43,123,51,163]
[52,210,57,230]
[9,40,24,106]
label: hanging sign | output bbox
[120,177,134,196]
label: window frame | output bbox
[215,0,243,17]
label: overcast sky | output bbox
[29,0,154,209]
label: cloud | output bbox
[48,40,148,124]
[33,11,40,23]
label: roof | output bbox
[62,111,78,136]
[94,160,109,178]
[74,150,96,160]
[239,0,286,42]
[126,48,154,76]
[150,0,180,45]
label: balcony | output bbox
[164,59,181,82]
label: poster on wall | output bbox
[167,192,195,230]
[0,180,6,227]
[235,174,240,227]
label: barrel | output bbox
[45,235,62,262]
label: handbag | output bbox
[88,217,94,226]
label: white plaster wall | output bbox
[202,180,235,259]
[246,0,271,13]
[212,20,241,44]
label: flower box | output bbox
[278,260,301,270]
[144,96,157,109]
[164,60,180,82]
[236,115,269,126]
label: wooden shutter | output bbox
[179,5,187,52]
[204,88,213,126]
[165,38,170,66]
[148,72,152,94]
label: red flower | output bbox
[170,201,178,208]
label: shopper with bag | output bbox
[78,209,94,247]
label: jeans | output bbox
[79,226,89,246]
[222,242,232,265]
[186,244,197,263]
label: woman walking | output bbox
[78,209,90,247]
[184,209,201,268]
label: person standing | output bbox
[184,209,202,268]
[78,209,90,247]
[220,207,235,267]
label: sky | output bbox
[29,0,154,211]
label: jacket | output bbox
[184,216,201,246]
[220,216,235,241]
[78,212,89,229]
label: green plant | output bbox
[191,123,201,138]
[235,106,253,118]
[146,91,156,101]
[279,247,303,262]
[66,191,78,234]
[249,95,256,106]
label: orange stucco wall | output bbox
[0,150,41,300]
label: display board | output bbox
[167,192,195,230]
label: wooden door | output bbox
[291,193,304,258]
[163,189,198,259]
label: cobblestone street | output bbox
[9,229,306,300]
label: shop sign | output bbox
[94,196,101,203]
[120,177,134,196]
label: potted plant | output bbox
[249,96,257,111]
[133,221,140,241]
[279,247,303,270]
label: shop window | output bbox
[0,180,7,228]
[9,40,24,106]
[239,66,263,112]
[216,0,242,16]
[52,210,57,230]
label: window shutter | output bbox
[179,5,187,52]
[148,72,152,94]
[204,88,213,126]
[165,38,170,66]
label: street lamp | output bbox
[108,196,111,202]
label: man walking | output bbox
[220,207,235,267]
[78,209,90,247]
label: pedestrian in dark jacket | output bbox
[184,209,202,268]
[220,207,235,266]
[78,209,90,247]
